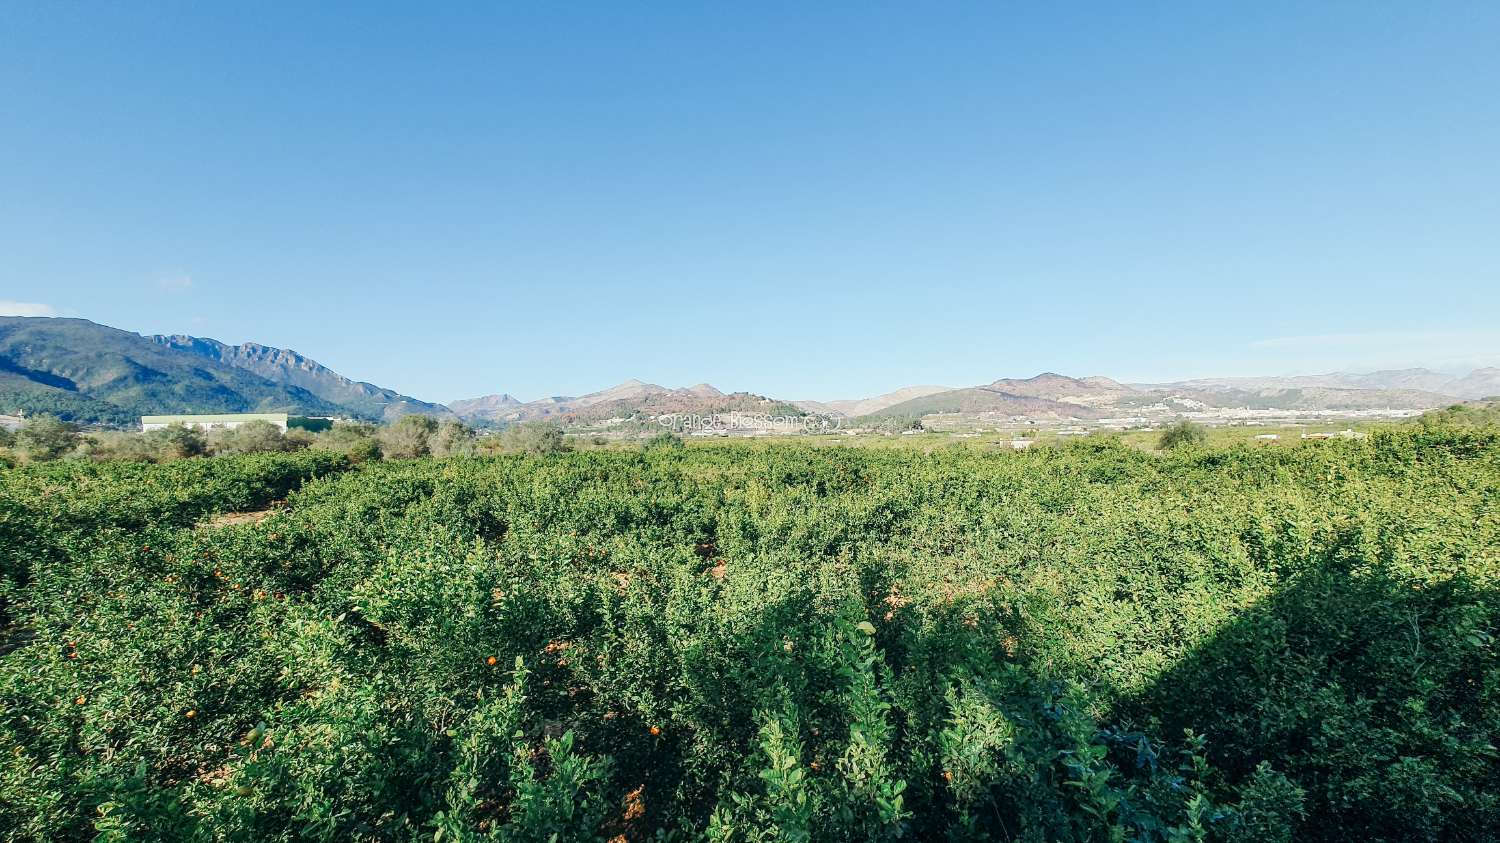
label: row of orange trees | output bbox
[1,430,1496,841]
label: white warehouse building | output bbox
[140,413,289,432]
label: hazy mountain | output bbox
[1335,369,1464,392]
[873,387,1108,420]
[452,379,793,425]
[5,314,1483,430]
[152,334,451,422]
[448,393,523,421]
[984,373,1137,405]
[858,369,1463,420]
[793,385,954,418]
[861,373,1135,420]
[0,317,447,425]
[1138,384,1457,411]
[1448,368,1500,400]
[1147,368,1498,398]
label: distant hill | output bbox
[793,385,953,418]
[448,393,523,421]
[858,369,1463,421]
[4,315,1486,430]
[983,373,1137,406]
[1149,367,1498,399]
[1140,384,1461,411]
[0,317,449,425]
[1448,368,1500,400]
[863,373,1133,420]
[872,386,1108,420]
[151,334,451,422]
[450,379,797,425]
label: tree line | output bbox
[0,414,574,467]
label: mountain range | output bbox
[0,317,446,425]
[0,316,1495,428]
[451,379,799,425]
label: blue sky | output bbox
[3,2,1498,402]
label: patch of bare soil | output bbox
[200,509,276,528]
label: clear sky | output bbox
[3,2,1498,403]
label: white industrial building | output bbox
[140,413,289,432]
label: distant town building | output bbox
[1254,433,1281,440]
[141,413,290,432]
[1299,430,1361,440]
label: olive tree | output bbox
[500,421,568,455]
[16,414,80,461]
[146,423,208,460]
[1158,420,1208,450]
[314,422,383,463]
[431,420,477,457]
[379,414,439,459]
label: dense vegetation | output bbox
[0,414,513,467]
[2,430,1496,841]
[1418,400,1500,430]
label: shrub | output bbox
[644,431,685,451]
[14,414,79,461]
[207,420,303,455]
[147,423,208,460]
[79,431,162,463]
[0,430,1493,841]
[430,420,477,457]
[1158,419,1208,450]
[313,422,383,463]
[500,421,569,455]
[378,414,439,459]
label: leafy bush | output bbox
[431,420,478,457]
[500,421,569,455]
[645,431,685,451]
[0,430,1495,841]
[312,422,383,463]
[14,414,79,461]
[1158,420,1208,450]
[379,414,439,459]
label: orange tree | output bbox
[1,430,1496,841]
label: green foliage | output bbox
[500,421,569,455]
[207,420,307,455]
[1417,400,1500,430]
[14,413,80,461]
[288,416,334,434]
[645,432,686,451]
[0,381,139,427]
[313,421,383,463]
[148,423,209,460]
[1157,420,1208,450]
[379,414,440,459]
[0,430,1495,841]
[432,420,479,458]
